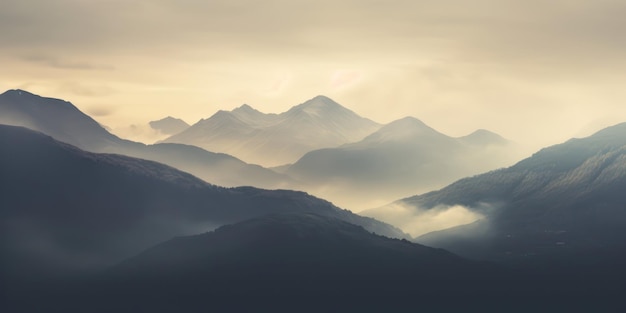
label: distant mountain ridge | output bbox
[0,89,523,213]
[162,95,381,166]
[458,129,509,146]
[0,89,290,189]
[287,116,520,210]
[149,116,189,135]
[356,116,448,144]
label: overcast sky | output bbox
[2,0,626,149]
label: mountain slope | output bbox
[0,89,290,189]
[18,213,620,312]
[0,89,119,150]
[0,125,406,282]
[287,117,520,210]
[380,122,626,263]
[66,213,510,311]
[458,129,509,146]
[163,95,381,166]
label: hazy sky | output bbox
[2,0,626,149]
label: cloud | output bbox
[57,82,115,98]
[110,123,170,144]
[21,54,115,71]
[367,202,484,237]
[2,0,626,146]
[329,70,362,91]
[1,0,623,64]
[263,74,292,96]
[86,105,115,117]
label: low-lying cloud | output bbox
[364,202,484,238]
[110,123,170,144]
[21,54,115,71]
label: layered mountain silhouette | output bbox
[287,116,520,209]
[162,95,381,166]
[371,123,626,265]
[0,89,289,189]
[0,89,526,211]
[149,116,189,135]
[3,88,624,311]
[0,125,406,282]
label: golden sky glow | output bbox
[2,0,626,149]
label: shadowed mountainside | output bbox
[0,125,406,283]
[9,213,622,312]
[372,122,626,265]
[0,89,291,189]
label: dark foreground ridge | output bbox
[6,213,624,312]
[0,125,406,283]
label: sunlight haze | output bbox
[2,0,626,151]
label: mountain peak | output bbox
[149,116,190,135]
[359,117,445,143]
[306,95,338,106]
[388,116,429,128]
[311,95,333,102]
[291,95,345,116]
[164,95,380,166]
[232,103,262,115]
[1,89,35,97]
[588,122,626,142]
[0,89,75,108]
[234,103,254,111]
[459,129,508,146]
[209,109,236,120]
[0,89,125,150]
[151,116,187,124]
[1,89,55,104]
[380,117,436,134]
[468,129,494,135]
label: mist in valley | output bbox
[362,203,484,237]
[287,138,530,213]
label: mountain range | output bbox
[0,89,290,189]
[0,89,527,211]
[286,116,520,209]
[367,122,626,266]
[2,88,626,311]
[0,125,405,283]
[162,95,381,167]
